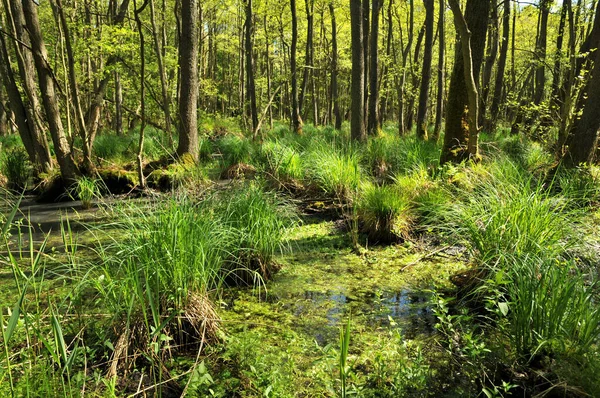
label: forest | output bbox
[1,0,600,396]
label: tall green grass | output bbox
[1,149,30,191]
[92,183,294,373]
[304,141,363,201]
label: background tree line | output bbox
[1,0,600,187]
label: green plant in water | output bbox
[339,317,351,398]
[70,177,101,209]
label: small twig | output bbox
[401,245,451,271]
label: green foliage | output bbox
[217,135,255,167]
[69,177,101,208]
[357,183,413,243]
[257,140,304,182]
[1,149,31,191]
[304,141,363,201]
[505,256,600,357]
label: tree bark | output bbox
[432,0,445,141]
[245,0,259,134]
[560,36,600,166]
[114,70,123,135]
[299,0,314,121]
[486,0,510,133]
[176,0,200,160]
[134,0,149,188]
[330,3,342,130]
[150,0,173,147]
[480,0,499,128]
[367,0,382,136]
[4,0,53,173]
[416,0,434,139]
[440,0,490,164]
[291,0,304,134]
[534,0,551,105]
[22,0,79,184]
[53,0,94,173]
[351,0,366,141]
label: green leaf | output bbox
[498,302,509,316]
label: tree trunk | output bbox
[291,0,304,134]
[176,0,200,160]
[432,0,445,141]
[362,0,370,129]
[440,0,490,164]
[0,35,37,160]
[0,87,8,137]
[534,0,551,105]
[351,0,366,141]
[330,3,342,130]
[299,0,314,120]
[245,0,259,134]
[486,0,510,133]
[480,1,499,128]
[560,36,600,166]
[264,15,274,131]
[22,0,79,184]
[4,0,53,173]
[53,0,94,173]
[114,70,124,135]
[134,0,149,188]
[416,0,434,139]
[367,0,381,136]
[150,0,173,147]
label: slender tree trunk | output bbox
[416,0,434,139]
[367,0,381,135]
[0,88,7,137]
[291,0,304,133]
[4,0,53,172]
[22,0,79,184]
[264,15,274,130]
[114,70,123,135]
[534,0,551,105]
[150,0,173,147]
[486,0,510,133]
[432,0,445,141]
[176,0,200,160]
[480,1,498,128]
[330,3,342,130]
[245,0,259,134]
[134,0,149,188]
[299,0,314,120]
[53,0,94,173]
[0,34,37,163]
[351,0,366,141]
[379,0,393,125]
[440,0,490,164]
[399,0,414,135]
[362,0,370,129]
